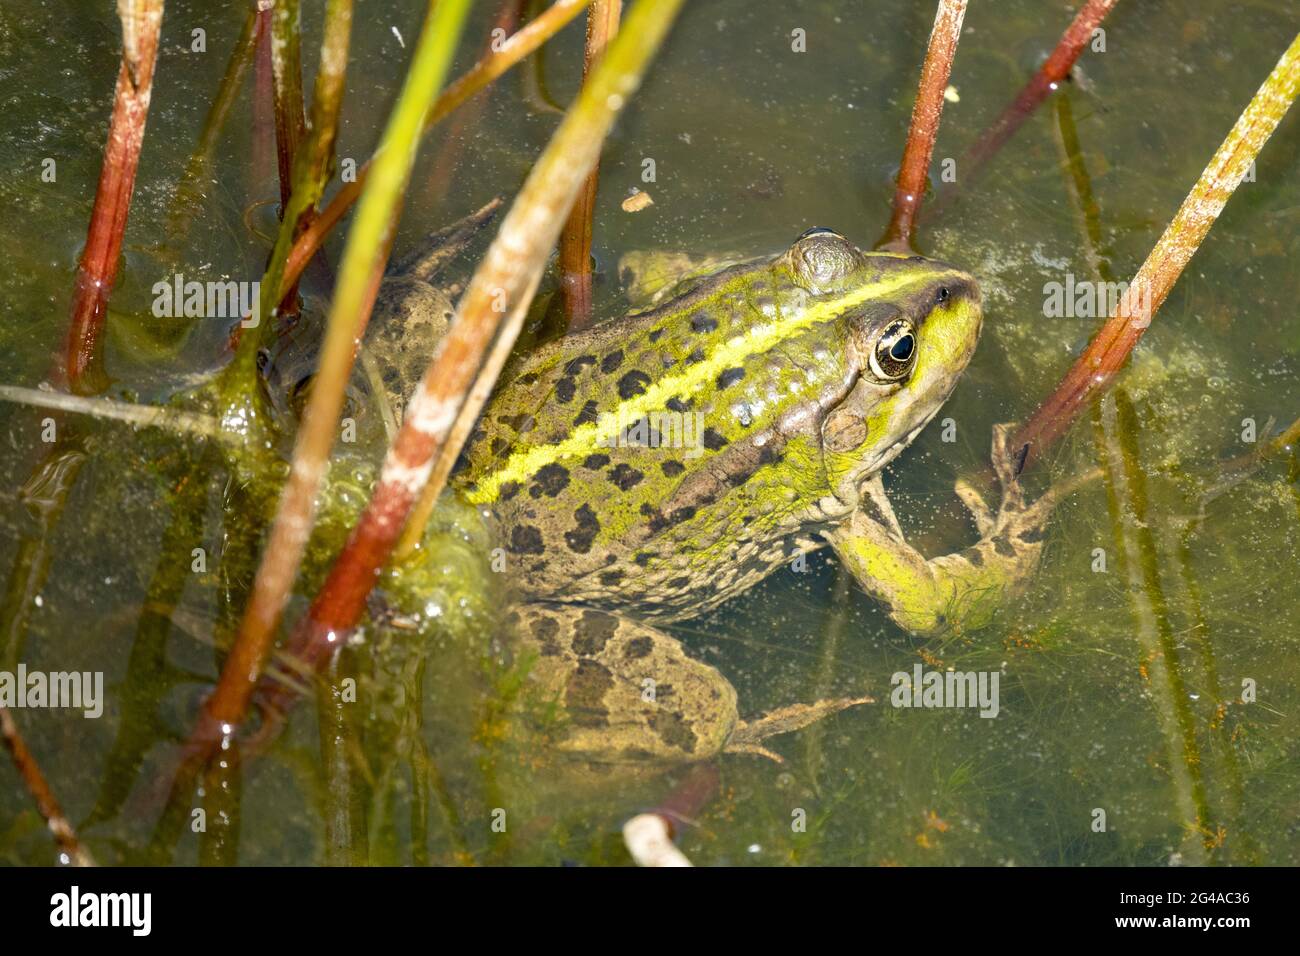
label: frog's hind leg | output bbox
[726,696,876,763]
[390,196,503,282]
[617,249,755,310]
[510,604,874,765]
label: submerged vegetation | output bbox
[1,0,1298,867]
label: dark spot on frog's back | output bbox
[600,350,624,373]
[564,354,597,375]
[607,463,644,490]
[617,370,652,399]
[572,609,619,656]
[574,400,599,427]
[564,503,600,553]
[498,413,535,433]
[582,453,610,470]
[529,463,570,497]
[530,613,563,656]
[661,460,685,477]
[564,659,614,728]
[665,396,692,413]
[703,428,729,450]
[690,311,717,334]
[555,376,576,403]
[508,525,545,555]
[650,709,698,754]
[624,635,654,659]
[716,367,745,390]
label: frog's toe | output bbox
[954,477,995,536]
[723,742,786,763]
[990,422,1029,492]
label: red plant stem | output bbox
[559,0,622,331]
[653,761,720,830]
[278,0,684,691]
[252,4,276,202]
[928,0,1119,221]
[1,707,93,865]
[419,0,524,208]
[1012,32,1300,473]
[63,0,164,395]
[877,0,967,253]
[269,0,307,213]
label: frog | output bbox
[265,220,1076,768]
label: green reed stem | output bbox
[208,0,470,735]
[286,0,686,688]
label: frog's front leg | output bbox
[827,424,1099,638]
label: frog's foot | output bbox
[389,197,502,281]
[828,423,1100,639]
[727,696,876,762]
[617,249,752,310]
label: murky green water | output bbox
[1,0,1298,866]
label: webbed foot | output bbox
[828,423,1100,638]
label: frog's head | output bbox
[777,228,983,496]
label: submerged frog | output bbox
[267,221,1073,766]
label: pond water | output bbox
[1,0,1298,866]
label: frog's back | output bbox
[455,253,855,620]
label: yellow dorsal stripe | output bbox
[465,270,930,504]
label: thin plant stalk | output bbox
[283,0,687,684]
[206,0,472,740]
[251,2,275,188]
[282,0,594,301]
[419,0,524,207]
[269,0,308,211]
[164,4,259,253]
[877,0,967,252]
[925,0,1120,222]
[63,0,164,395]
[1012,32,1300,473]
[0,386,219,438]
[1,707,94,866]
[559,0,622,330]
[230,0,354,368]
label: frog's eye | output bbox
[870,319,918,381]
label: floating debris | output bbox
[621,188,654,212]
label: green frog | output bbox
[266,222,1074,766]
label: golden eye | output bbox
[869,319,917,381]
